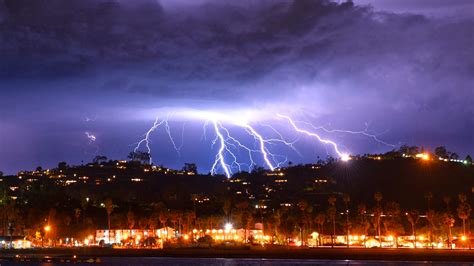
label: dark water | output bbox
[0,258,472,266]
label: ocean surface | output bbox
[0,257,472,266]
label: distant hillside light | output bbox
[415,153,430,161]
[341,154,351,162]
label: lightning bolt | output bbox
[85,132,96,143]
[242,124,279,171]
[210,120,232,178]
[218,125,259,172]
[134,115,184,165]
[134,117,165,164]
[205,119,294,177]
[298,121,395,147]
[278,114,350,161]
[137,110,381,177]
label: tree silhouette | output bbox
[374,192,383,247]
[74,208,81,225]
[442,196,451,213]
[465,155,472,164]
[236,201,251,242]
[223,199,232,223]
[406,210,419,248]
[315,213,325,246]
[426,210,436,248]
[457,193,471,237]
[357,204,369,247]
[128,151,151,164]
[384,201,401,247]
[93,155,108,164]
[127,210,136,229]
[58,161,68,170]
[342,194,350,248]
[104,199,114,229]
[182,163,198,174]
[434,146,448,158]
[104,198,114,243]
[327,195,337,248]
[159,211,168,228]
[424,192,433,211]
[442,213,455,248]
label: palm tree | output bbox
[127,210,135,229]
[184,211,196,234]
[297,200,310,245]
[425,192,434,248]
[443,196,451,212]
[74,208,81,225]
[342,194,350,248]
[442,212,455,248]
[374,192,383,247]
[407,210,420,248]
[159,211,168,228]
[8,221,14,248]
[236,201,250,242]
[357,204,368,247]
[104,199,114,232]
[273,210,282,243]
[327,195,337,248]
[457,193,471,237]
[384,201,401,247]
[81,197,89,226]
[148,214,159,236]
[223,199,232,223]
[315,213,325,246]
[424,192,433,211]
[170,211,180,232]
[209,215,219,231]
[425,210,436,248]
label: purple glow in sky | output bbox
[0,0,473,174]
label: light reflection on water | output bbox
[0,257,471,266]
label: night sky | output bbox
[0,0,473,175]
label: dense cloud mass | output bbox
[0,0,473,173]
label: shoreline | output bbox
[1,247,474,262]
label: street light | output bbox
[43,225,51,248]
[224,223,233,241]
[224,223,233,231]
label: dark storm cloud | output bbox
[0,0,473,173]
[1,0,472,103]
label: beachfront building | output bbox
[0,236,32,249]
[190,224,270,244]
[95,227,175,246]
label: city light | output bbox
[341,154,351,162]
[224,223,233,231]
[416,153,430,161]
